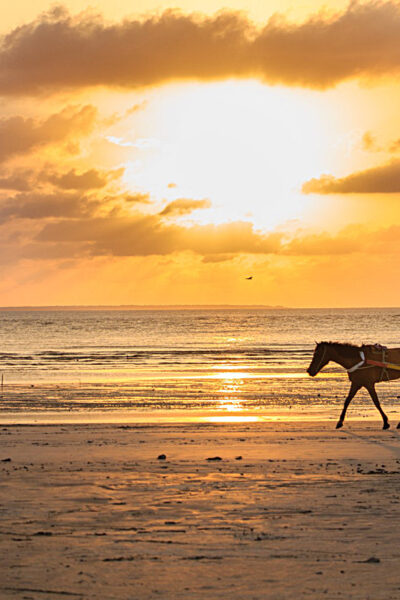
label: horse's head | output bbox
[307,342,330,377]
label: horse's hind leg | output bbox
[336,382,360,429]
[366,384,390,429]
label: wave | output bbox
[0,347,313,369]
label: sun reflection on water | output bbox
[214,372,246,412]
[206,415,261,423]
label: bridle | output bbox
[313,344,327,374]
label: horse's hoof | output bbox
[336,421,343,429]
[383,422,390,430]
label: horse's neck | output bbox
[328,346,361,370]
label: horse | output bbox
[307,341,400,430]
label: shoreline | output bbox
[1,405,400,425]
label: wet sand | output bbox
[2,421,400,599]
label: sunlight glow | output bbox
[215,375,245,412]
[205,415,261,423]
[121,81,329,229]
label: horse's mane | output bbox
[319,341,363,358]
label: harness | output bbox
[346,351,365,373]
[346,344,400,377]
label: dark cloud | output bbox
[202,253,236,263]
[0,191,99,222]
[33,214,400,259]
[0,105,96,162]
[160,198,211,216]
[36,214,283,257]
[20,241,90,260]
[5,200,400,262]
[2,3,400,94]
[43,167,124,190]
[0,166,124,192]
[302,159,400,194]
[0,170,34,191]
[124,193,151,204]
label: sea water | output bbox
[1,308,400,419]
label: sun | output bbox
[119,80,330,230]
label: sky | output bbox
[1,0,400,307]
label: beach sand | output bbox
[2,420,400,599]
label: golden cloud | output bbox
[2,3,400,94]
[32,211,400,259]
[34,213,283,257]
[160,198,211,217]
[0,170,35,191]
[2,182,400,262]
[0,105,96,162]
[0,166,124,193]
[302,159,400,194]
[0,191,101,221]
[42,167,124,190]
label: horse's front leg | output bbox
[336,382,361,429]
[366,384,390,429]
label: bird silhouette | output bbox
[245,276,253,280]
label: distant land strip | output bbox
[0,304,287,311]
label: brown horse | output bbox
[307,341,400,430]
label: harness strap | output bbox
[366,359,400,371]
[346,350,365,373]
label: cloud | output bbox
[0,191,100,222]
[284,231,361,255]
[2,177,400,263]
[302,159,400,193]
[160,198,211,216]
[3,3,400,94]
[124,193,151,204]
[284,224,400,256]
[0,166,124,192]
[36,214,284,257]
[104,100,148,127]
[43,167,124,190]
[389,138,400,153]
[0,105,96,163]
[361,131,379,152]
[32,215,400,260]
[0,170,34,191]
[202,253,236,263]
[5,196,400,264]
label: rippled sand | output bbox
[2,421,400,599]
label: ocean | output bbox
[1,308,400,422]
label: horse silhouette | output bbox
[307,342,400,429]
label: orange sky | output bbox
[1,1,400,307]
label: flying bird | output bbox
[245,276,253,280]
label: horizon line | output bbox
[0,304,399,311]
[0,304,287,310]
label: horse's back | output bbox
[364,345,400,380]
[364,345,400,364]
[387,348,400,364]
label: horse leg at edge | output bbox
[366,384,390,430]
[336,382,360,429]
